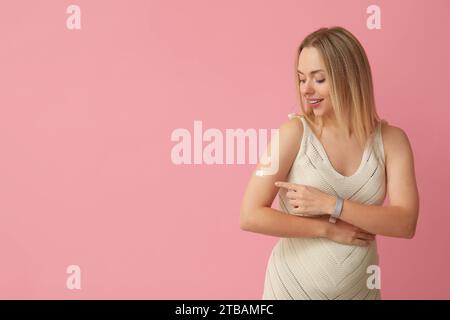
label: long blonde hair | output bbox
[294,26,387,163]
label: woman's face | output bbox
[297,47,333,118]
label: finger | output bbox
[286,191,299,199]
[353,239,370,247]
[356,232,375,240]
[275,181,297,190]
[354,227,376,237]
[292,207,301,214]
[354,229,375,239]
[356,227,373,235]
[360,231,376,238]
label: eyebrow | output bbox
[297,69,325,75]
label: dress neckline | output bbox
[300,115,372,179]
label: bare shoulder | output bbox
[278,115,304,155]
[380,121,414,162]
[280,115,304,139]
[260,115,304,176]
[239,115,304,213]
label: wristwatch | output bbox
[329,197,344,223]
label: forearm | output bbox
[240,207,328,238]
[332,199,417,239]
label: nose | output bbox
[302,79,315,95]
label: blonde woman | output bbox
[240,26,419,300]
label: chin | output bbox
[312,104,332,116]
[312,107,324,115]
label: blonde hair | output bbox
[294,26,388,164]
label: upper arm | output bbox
[240,117,303,220]
[383,124,420,232]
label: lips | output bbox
[306,98,323,103]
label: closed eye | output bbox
[299,79,325,84]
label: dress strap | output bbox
[374,119,387,166]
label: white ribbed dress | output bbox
[262,114,387,300]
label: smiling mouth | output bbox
[307,99,324,105]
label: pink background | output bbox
[0,0,449,299]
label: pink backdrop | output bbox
[0,0,449,299]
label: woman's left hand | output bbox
[275,181,336,216]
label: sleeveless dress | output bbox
[262,113,387,300]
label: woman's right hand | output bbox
[322,217,376,246]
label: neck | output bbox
[316,111,352,139]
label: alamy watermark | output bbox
[367,265,381,290]
[170,120,280,175]
[66,264,81,290]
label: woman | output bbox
[239,26,419,300]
